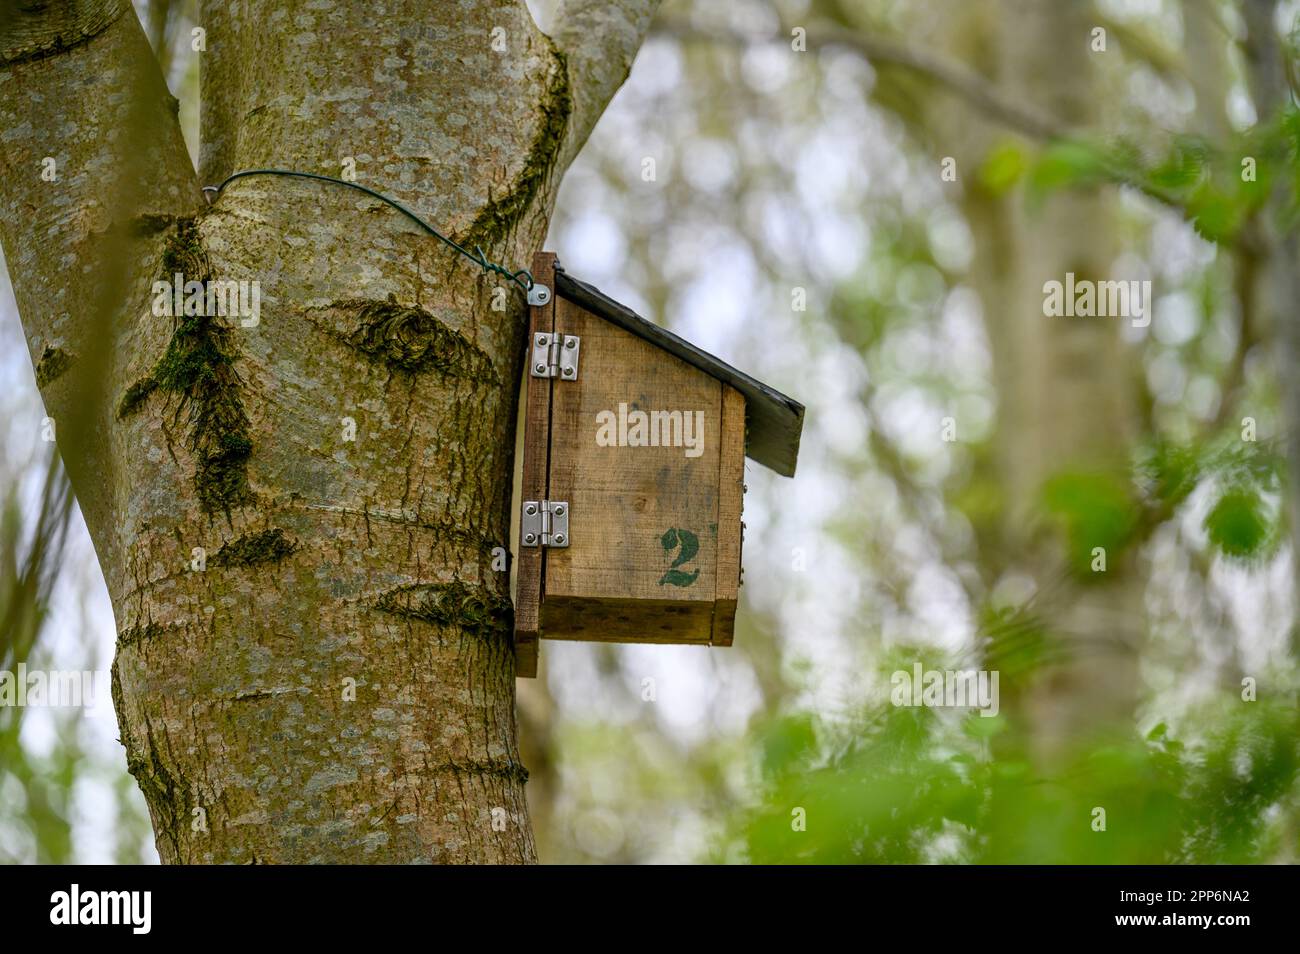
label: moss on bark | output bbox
[34,345,71,387]
[116,620,168,651]
[373,580,513,640]
[117,220,254,517]
[210,528,298,567]
[342,296,498,382]
[457,46,571,251]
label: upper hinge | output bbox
[521,500,570,548]
[529,332,580,380]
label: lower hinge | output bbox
[529,332,580,380]
[521,500,570,548]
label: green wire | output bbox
[203,169,535,293]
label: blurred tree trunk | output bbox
[1241,0,1300,638]
[867,0,1145,751]
[977,0,1141,750]
[0,0,657,863]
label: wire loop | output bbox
[204,169,535,293]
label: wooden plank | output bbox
[512,252,555,678]
[543,597,715,644]
[554,267,804,477]
[711,385,745,646]
[543,298,723,619]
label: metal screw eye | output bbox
[535,363,547,373]
[525,504,537,515]
[553,534,565,544]
[524,533,536,544]
[554,505,565,516]
[563,367,574,376]
[565,338,576,349]
[536,334,547,345]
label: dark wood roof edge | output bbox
[553,266,804,477]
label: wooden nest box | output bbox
[512,253,804,677]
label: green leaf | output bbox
[1040,471,1139,573]
[760,714,817,779]
[1204,487,1276,561]
[1028,141,1111,197]
[1147,137,1209,191]
[964,713,1006,739]
[979,141,1027,194]
[1186,182,1244,243]
[1140,440,1201,507]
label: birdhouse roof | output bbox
[554,266,805,477]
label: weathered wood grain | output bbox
[512,251,556,678]
[711,385,745,646]
[543,298,723,609]
[554,267,804,477]
[543,596,714,644]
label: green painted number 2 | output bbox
[658,528,701,587]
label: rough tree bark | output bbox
[0,0,658,863]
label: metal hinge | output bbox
[529,332,580,380]
[521,500,570,548]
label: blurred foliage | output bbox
[1041,470,1140,574]
[1205,487,1279,561]
[1024,106,1300,244]
[727,676,1298,864]
[1140,434,1287,563]
[0,457,82,863]
[0,463,70,670]
[0,430,150,866]
[719,392,1300,863]
[538,0,1300,864]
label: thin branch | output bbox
[1204,222,1263,437]
[656,16,1261,246]
[655,16,1070,142]
[549,0,664,166]
[0,0,201,509]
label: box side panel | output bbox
[512,252,556,677]
[711,385,746,646]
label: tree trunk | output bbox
[0,0,656,864]
[980,0,1142,751]
[1241,0,1300,639]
